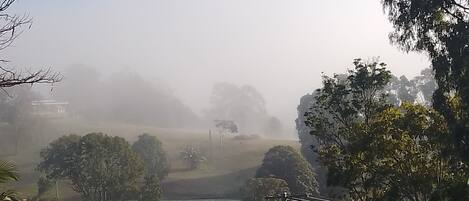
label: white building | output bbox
[31,100,69,118]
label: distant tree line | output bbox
[54,67,285,137]
[54,66,198,128]
[206,82,284,137]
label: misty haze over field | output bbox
[2,0,469,201]
[4,0,429,135]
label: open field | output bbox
[1,118,299,200]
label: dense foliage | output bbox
[303,60,467,200]
[38,133,145,201]
[297,68,436,156]
[386,68,436,106]
[132,133,171,179]
[242,178,290,201]
[382,0,469,167]
[255,145,319,195]
[140,174,162,201]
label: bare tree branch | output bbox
[0,66,62,88]
[452,0,469,10]
[0,0,61,90]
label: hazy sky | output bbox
[5,0,429,133]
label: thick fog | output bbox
[3,0,429,135]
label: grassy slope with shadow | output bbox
[162,167,258,200]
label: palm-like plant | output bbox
[179,145,206,170]
[0,160,19,201]
[0,160,18,184]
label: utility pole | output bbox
[219,131,223,152]
[209,130,213,162]
[55,180,60,201]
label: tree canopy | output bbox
[132,133,171,179]
[382,0,469,164]
[242,178,290,201]
[38,133,144,201]
[303,59,467,200]
[255,145,319,195]
[140,174,162,201]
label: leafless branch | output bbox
[0,0,15,12]
[451,0,469,10]
[0,65,62,89]
[0,0,32,50]
[0,0,61,90]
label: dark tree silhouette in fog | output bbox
[207,82,283,136]
[132,133,171,180]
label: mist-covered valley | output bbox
[1,0,468,201]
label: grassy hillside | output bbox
[1,119,299,200]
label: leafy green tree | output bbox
[304,60,466,200]
[132,133,170,180]
[179,145,206,170]
[304,59,392,200]
[242,178,290,201]
[255,145,319,195]
[38,133,144,201]
[296,66,438,196]
[139,174,162,201]
[383,1,469,198]
[314,102,454,200]
[305,59,392,159]
[364,103,458,201]
[382,0,469,164]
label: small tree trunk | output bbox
[55,180,60,201]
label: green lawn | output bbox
[1,119,299,200]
